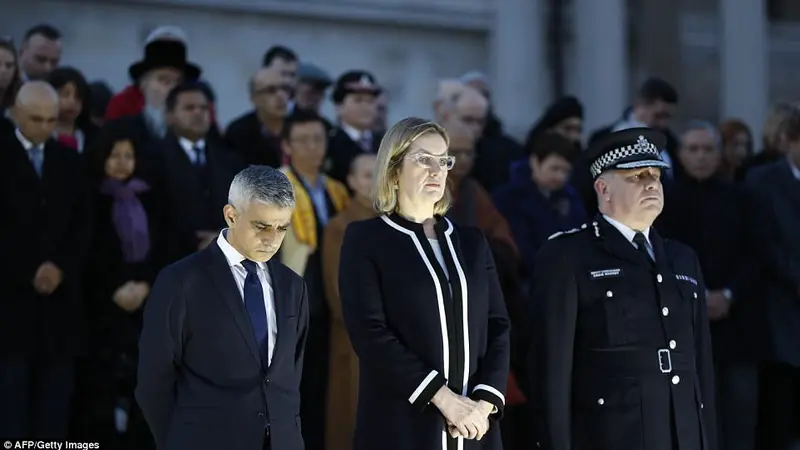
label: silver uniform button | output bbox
[672,375,680,385]
[606,290,613,298]
[657,274,663,283]
[597,398,605,405]
[701,403,704,409]
[662,307,669,316]
[693,292,698,299]
[669,340,676,349]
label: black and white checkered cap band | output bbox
[590,135,663,178]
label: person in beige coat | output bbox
[321,153,377,450]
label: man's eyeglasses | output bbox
[408,152,456,171]
[254,84,294,97]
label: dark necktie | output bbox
[193,145,205,166]
[632,232,653,265]
[241,260,269,366]
[359,134,372,152]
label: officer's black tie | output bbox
[633,232,654,266]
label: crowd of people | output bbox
[0,19,799,450]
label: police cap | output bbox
[585,127,669,179]
[332,70,381,103]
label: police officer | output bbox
[526,128,717,450]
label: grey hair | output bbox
[681,119,722,150]
[228,165,295,212]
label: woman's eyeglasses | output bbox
[408,152,456,171]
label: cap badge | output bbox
[634,135,652,153]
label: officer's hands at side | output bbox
[706,290,730,321]
[432,386,493,440]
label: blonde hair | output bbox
[372,117,452,215]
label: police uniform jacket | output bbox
[527,216,717,450]
[338,214,511,450]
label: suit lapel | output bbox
[202,243,262,368]
[267,259,289,374]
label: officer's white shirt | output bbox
[602,214,654,260]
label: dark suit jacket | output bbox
[338,214,510,450]
[326,127,382,185]
[148,134,244,262]
[0,132,91,359]
[746,158,800,367]
[136,242,309,450]
[224,111,283,168]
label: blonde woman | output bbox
[338,117,510,450]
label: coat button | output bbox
[672,375,680,385]
[657,274,663,283]
[662,307,669,316]
[597,398,605,405]
[701,403,704,409]
[606,290,613,298]
[669,340,676,349]
[693,292,698,299]
[258,412,265,417]
[264,377,271,385]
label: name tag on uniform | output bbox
[675,274,698,286]
[589,268,624,280]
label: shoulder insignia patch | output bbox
[548,225,585,240]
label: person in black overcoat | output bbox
[338,117,511,450]
[71,124,170,449]
[0,82,91,439]
[526,128,718,450]
[656,122,765,450]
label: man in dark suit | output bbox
[136,165,310,450]
[0,81,91,438]
[527,128,717,450]
[225,67,291,168]
[326,70,383,184]
[746,107,800,450]
[150,81,244,262]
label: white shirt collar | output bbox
[15,128,39,151]
[178,137,205,152]
[602,214,651,246]
[341,123,371,143]
[216,229,266,271]
[788,156,800,181]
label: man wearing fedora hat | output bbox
[526,128,717,450]
[105,38,205,158]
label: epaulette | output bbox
[547,223,589,240]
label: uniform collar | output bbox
[602,214,651,246]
